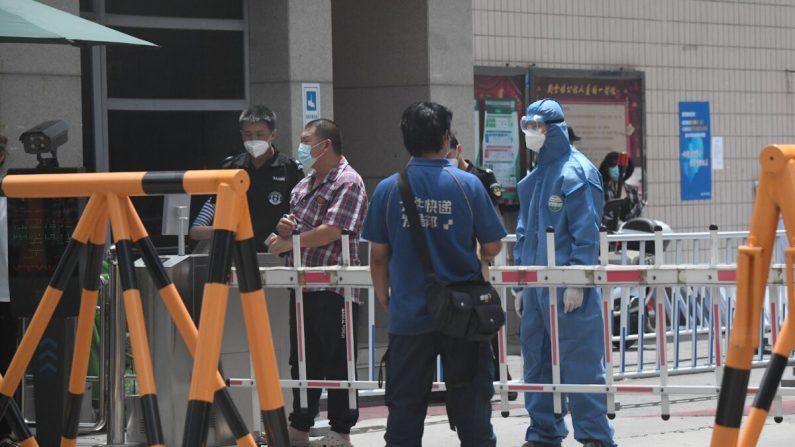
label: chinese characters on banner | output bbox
[545,82,618,97]
[531,73,645,194]
[678,101,711,201]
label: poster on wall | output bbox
[678,101,711,201]
[530,70,645,193]
[474,74,526,204]
[481,99,520,201]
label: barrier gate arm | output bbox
[712,145,795,447]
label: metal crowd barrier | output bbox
[106,226,793,427]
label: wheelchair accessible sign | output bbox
[302,83,320,125]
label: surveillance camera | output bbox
[19,120,68,155]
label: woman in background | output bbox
[598,151,643,232]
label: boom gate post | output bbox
[712,145,795,447]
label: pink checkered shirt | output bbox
[287,156,368,300]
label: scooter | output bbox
[608,217,673,349]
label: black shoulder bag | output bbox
[397,167,505,341]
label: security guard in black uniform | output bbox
[446,134,502,205]
[190,105,304,252]
[446,133,517,401]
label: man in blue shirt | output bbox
[514,98,616,447]
[362,102,506,447]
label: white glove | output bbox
[563,287,584,313]
[512,288,523,318]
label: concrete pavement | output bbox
[346,366,795,446]
[74,358,795,446]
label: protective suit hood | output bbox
[525,98,570,165]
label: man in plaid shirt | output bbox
[268,118,367,447]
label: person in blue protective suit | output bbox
[514,98,617,447]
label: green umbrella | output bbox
[0,0,156,47]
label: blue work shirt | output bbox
[362,158,507,335]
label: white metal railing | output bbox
[220,227,794,421]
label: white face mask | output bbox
[524,131,546,152]
[244,140,270,158]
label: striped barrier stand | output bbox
[712,145,795,447]
[61,199,108,447]
[0,170,288,446]
[0,371,35,447]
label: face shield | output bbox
[520,114,547,151]
[520,114,546,135]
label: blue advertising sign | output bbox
[679,101,711,201]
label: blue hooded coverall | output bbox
[514,99,617,447]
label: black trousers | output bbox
[384,333,496,447]
[288,290,359,434]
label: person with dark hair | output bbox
[362,102,505,446]
[268,118,368,447]
[598,151,643,233]
[446,133,503,206]
[399,101,454,156]
[567,126,582,145]
[190,104,304,252]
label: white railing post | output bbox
[599,226,616,418]
[654,225,670,420]
[545,227,563,418]
[494,241,510,417]
[292,233,308,409]
[709,224,724,383]
[340,234,357,410]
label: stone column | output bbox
[248,0,334,157]
[332,0,474,191]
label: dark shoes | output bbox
[582,441,605,447]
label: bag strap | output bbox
[397,167,437,278]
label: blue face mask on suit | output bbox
[608,166,620,181]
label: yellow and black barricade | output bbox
[712,145,795,447]
[0,170,288,447]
